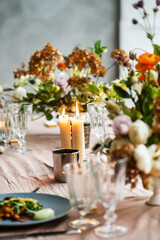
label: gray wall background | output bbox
[0,0,119,88]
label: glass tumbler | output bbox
[64,162,99,230]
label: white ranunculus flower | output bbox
[132,82,143,95]
[0,85,3,94]
[13,87,27,101]
[149,70,158,82]
[134,144,152,174]
[131,76,143,95]
[129,120,151,144]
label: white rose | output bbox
[134,144,152,174]
[0,85,3,94]
[129,120,151,144]
[13,87,27,101]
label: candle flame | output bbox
[76,102,79,117]
[62,106,65,116]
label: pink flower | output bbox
[113,115,132,135]
[55,72,68,88]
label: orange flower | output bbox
[137,73,146,81]
[135,52,160,73]
[57,62,67,71]
[139,53,158,65]
[135,62,155,73]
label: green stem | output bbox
[107,62,116,71]
[129,87,136,106]
[131,48,147,53]
[138,9,148,32]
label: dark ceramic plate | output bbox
[0,192,71,226]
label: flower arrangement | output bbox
[12,41,108,120]
[92,0,160,189]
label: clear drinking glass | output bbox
[8,103,33,114]
[93,158,127,238]
[11,112,32,154]
[6,103,33,153]
[64,162,99,230]
[87,102,106,141]
[0,110,11,149]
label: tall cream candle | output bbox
[71,115,85,162]
[59,115,71,149]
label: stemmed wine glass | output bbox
[0,110,11,149]
[11,112,32,154]
[10,103,33,154]
[92,157,127,238]
[87,102,107,141]
[64,162,100,230]
[8,103,33,115]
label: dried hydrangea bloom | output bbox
[153,96,160,110]
[110,144,139,188]
[68,77,90,88]
[111,48,131,68]
[65,49,107,77]
[13,62,28,79]
[152,96,160,140]
[28,43,63,81]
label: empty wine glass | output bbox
[0,110,11,149]
[87,102,106,141]
[11,112,32,154]
[87,102,115,140]
[8,103,33,114]
[93,158,127,238]
[64,162,99,230]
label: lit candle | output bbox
[59,108,71,148]
[71,102,85,162]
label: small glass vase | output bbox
[146,176,160,206]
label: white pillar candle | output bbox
[59,115,71,149]
[71,115,85,163]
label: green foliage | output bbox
[153,44,160,56]
[147,134,159,146]
[88,40,107,58]
[121,102,142,121]
[113,85,131,98]
[83,83,100,95]
[147,33,153,41]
